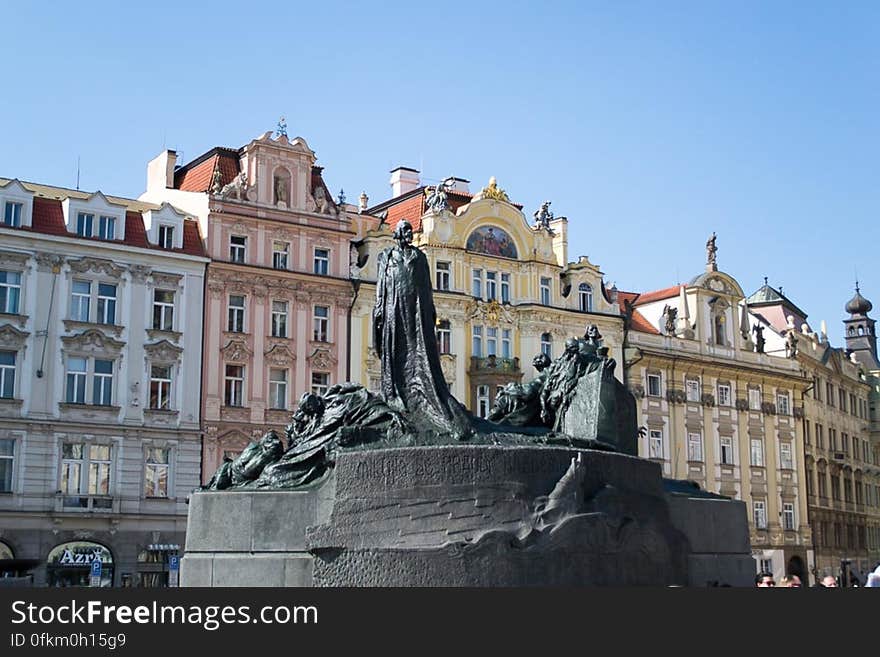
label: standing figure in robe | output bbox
[373,220,472,439]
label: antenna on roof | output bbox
[76,156,81,191]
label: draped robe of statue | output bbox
[374,241,471,439]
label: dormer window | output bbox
[158,225,174,249]
[77,213,94,237]
[99,216,116,240]
[2,202,22,227]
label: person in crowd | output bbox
[755,572,775,587]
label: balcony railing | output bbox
[470,356,520,373]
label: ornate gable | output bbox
[221,337,253,363]
[61,329,125,356]
[68,257,126,279]
[0,324,29,351]
[144,339,183,364]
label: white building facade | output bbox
[0,178,208,586]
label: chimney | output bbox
[389,166,420,198]
[448,177,470,194]
[146,150,177,192]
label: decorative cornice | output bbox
[307,346,337,371]
[0,251,29,270]
[264,343,296,366]
[150,271,183,289]
[144,339,184,364]
[68,257,125,279]
[145,328,182,344]
[221,337,253,362]
[34,252,64,273]
[63,319,123,338]
[0,324,29,350]
[129,265,152,284]
[61,328,125,356]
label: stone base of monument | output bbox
[182,446,753,587]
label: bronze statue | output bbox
[488,353,551,426]
[752,324,766,353]
[425,177,454,213]
[706,232,717,269]
[662,305,678,335]
[374,220,472,439]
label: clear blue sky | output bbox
[2,1,878,345]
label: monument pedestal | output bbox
[182,446,753,587]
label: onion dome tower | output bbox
[843,283,879,369]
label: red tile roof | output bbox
[174,150,240,192]
[22,197,206,257]
[633,284,682,305]
[377,188,475,233]
[617,290,661,335]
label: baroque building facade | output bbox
[621,243,813,584]
[748,282,880,582]
[140,130,356,482]
[0,177,208,586]
[350,169,624,414]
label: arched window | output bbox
[578,283,593,312]
[541,332,552,357]
[714,313,726,346]
[858,326,865,336]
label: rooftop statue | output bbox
[425,177,454,213]
[706,232,718,270]
[533,200,554,230]
[478,176,510,202]
[202,219,638,490]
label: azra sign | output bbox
[59,548,103,565]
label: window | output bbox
[826,382,834,406]
[224,365,244,407]
[311,372,329,396]
[831,474,840,501]
[647,373,661,397]
[271,301,288,338]
[540,277,551,306]
[269,369,288,410]
[760,558,772,574]
[472,326,483,358]
[500,273,510,303]
[71,280,91,321]
[158,225,173,249]
[540,332,552,358]
[272,242,289,270]
[313,306,329,342]
[748,387,762,411]
[65,357,87,403]
[144,448,169,498]
[88,445,111,495]
[0,271,21,314]
[92,359,113,406]
[0,438,13,492]
[804,419,811,445]
[487,327,498,356]
[76,212,94,237]
[816,424,824,449]
[486,271,497,301]
[849,393,857,416]
[476,385,490,419]
[149,365,172,410]
[687,432,703,462]
[3,202,22,227]
[839,388,847,411]
[501,329,512,358]
[685,378,700,402]
[714,313,726,346]
[98,216,116,240]
[229,235,246,263]
[62,443,111,499]
[472,269,482,298]
[754,501,767,529]
[228,295,245,333]
[313,248,330,275]
[830,429,837,452]
[435,261,450,291]
[842,433,849,456]
[717,383,731,407]
[782,503,795,531]
[776,392,790,416]
[579,283,593,312]
[649,430,663,459]
[720,436,734,465]
[818,471,827,498]
[152,290,174,331]
[0,351,14,399]
[844,477,853,503]
[436,320,451,354]
[813,377,822,401]
[96,284,116,325]
[750,439,764,467]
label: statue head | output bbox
[393,220,414,247]
[288,392,325,441]
[564,337,580,354]
[584,324,602,341]
[532,353,551,372]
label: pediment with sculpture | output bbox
[61,329,125,356]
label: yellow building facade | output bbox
[350,177,625,413]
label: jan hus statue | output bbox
[373,220,472,439]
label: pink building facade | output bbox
[141,131,355,482]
